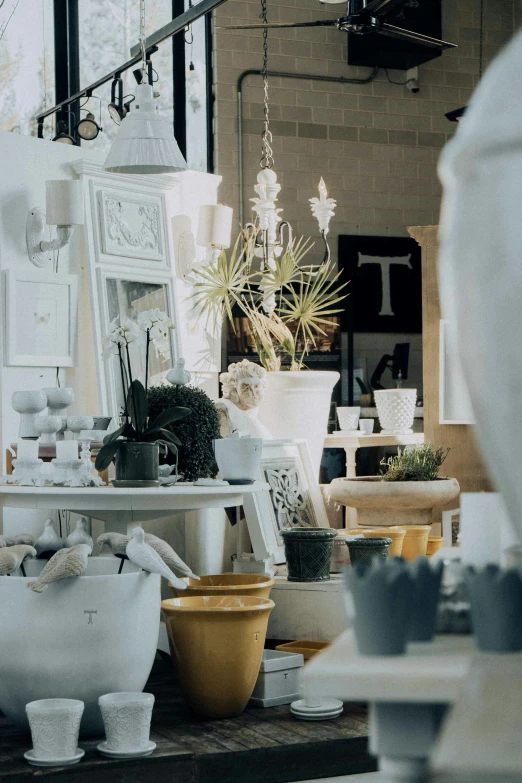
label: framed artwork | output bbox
[339,234,422,333]
[3,270,78,367]
[442,508,460,547]
[439,320,474,424]
[97,268,179,418]
[243,439,330,564]
[97,189,166,264]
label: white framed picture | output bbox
[243,439,330,564]
[3,270,78,367]
[439,319,474,425]
[96,187,167,266]
[96,267,180,418]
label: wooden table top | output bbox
[0,656,375,783]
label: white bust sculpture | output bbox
[217,359,273,439]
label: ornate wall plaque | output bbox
[98,190,165,262]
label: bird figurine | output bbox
[97,531,199,580]
[0,533,35,547]
[125,528,187,590]
[166,357,191,386]
[0,545,37,576]
[27,544,92,593]
[64,518,93,549]
[35,520,63,559]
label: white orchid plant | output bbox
[95,310,190,473]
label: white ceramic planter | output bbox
[0,558,160,735]
[374,388,417,434]
[214,438,262,483]
[329,477,460,527]
[257,371,340,478]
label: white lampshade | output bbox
[46,180,84,226]
[103,84,187,174]
[197,204,233,249]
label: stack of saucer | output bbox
[290,697,343,721]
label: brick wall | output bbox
[213,0,515,260]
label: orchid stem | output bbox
[145,329,150,396]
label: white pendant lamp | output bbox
[103,0,187,174]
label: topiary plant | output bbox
[147,385,220,481]
[380,442,450,482]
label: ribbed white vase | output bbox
[257,371,340,478]
[374,389,417,434]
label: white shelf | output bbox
[303,629,474,704]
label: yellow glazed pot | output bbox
[168,573,274,599]
[161,596,274,719]
[426,536,445,557]
[401,525,431,562]
[347,526,406,558]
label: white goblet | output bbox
[67,416,95,439]
[34,415,63,445]
[11,391,48,439]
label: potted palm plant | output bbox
[191,233,348,475]
[95,311,190,486]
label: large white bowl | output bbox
[0,557,160,735]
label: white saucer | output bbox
[97,740,156,759]
[24,748,85,767]
[290,698,343,721]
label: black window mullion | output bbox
[205,9,214,173]
[172,0,187,160]
[53,0,80,143]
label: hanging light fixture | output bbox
[53,110,76,144]
[108,77,135,125]
[76,94,102,141]
[242,0,336,313]
[103,0,187,174]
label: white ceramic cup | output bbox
[359,418,375,435]
[26,698,84,760]
[213,437,262,482]
[337,406,361,432]
[99,692,154,752]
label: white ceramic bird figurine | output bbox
[0,533,35,547]
[126,528,187,590]
[35,520,63,558]
[27,544,91,593]
[0,545,37,575]
[97,532,199,579]
[64,518,93,549]
[166,358,191,386]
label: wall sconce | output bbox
[26,180,84,268]
[197,204,233,260]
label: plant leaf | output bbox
[103,423,127,444]
[94,440,122,472]
[145,406,190,435]
[127,380,148,435]
[158,428,182,446]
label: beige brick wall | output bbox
[213,0,515,266]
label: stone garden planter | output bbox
[0,558,160,734]
[329,477,460,527]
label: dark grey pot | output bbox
[345,537,392,566]
[115,442,159,483]
[282,527,338,582]
[407,557,444,642]
[344,560,415,656]
[466,564,522,652]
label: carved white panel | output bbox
[97,189,165,263]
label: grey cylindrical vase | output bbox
[345,537,392,566]
[407,557,444,642]
[344,560,414,656]
[282,527,337,582]
[115,442,160,482]
[466,564,522,652]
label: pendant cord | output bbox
[260,0,274,169]
[479,0,484,79]
[140,0,148,84]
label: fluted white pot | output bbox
[0,558,160,735]
[257,371,340,478]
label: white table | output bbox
[304,629,475,782]
[324,432,425,479]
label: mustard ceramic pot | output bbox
[401,525,431,562]
[161,596,275,719]
[168,573,274,599]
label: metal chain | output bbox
[479,0,484,78]
[140,0,148,83]
[260,0,274,169]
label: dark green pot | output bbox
[345,537,392,567]
[115,442,159,482]
[282,527,338,582]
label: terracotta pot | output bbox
[161,596,274,719]
[347,526,406,558]
[401,525,431,562]
[345,537,392,566]
[426,536,445,557]
[329,476,460,527]
[282,527,337,582]
[169,573,274,599]
[257,370,340,478]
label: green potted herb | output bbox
[95,311,190,486]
